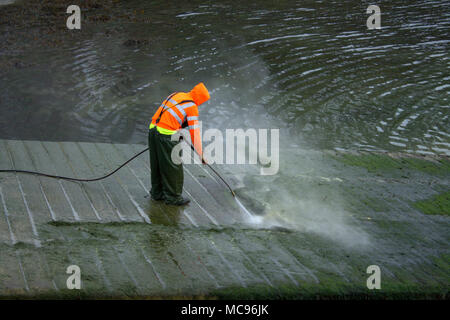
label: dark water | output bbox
[0,0,449,155]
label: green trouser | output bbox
[148,128,184,203]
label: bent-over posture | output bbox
[148,83,210,206]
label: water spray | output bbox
[184,140,263,223]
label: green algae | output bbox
[431,254,450,275]
[413,191,450,216]
[334,153,450,176]
[341,188,392,213]
[211,281,448,300]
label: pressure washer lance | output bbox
[183,140,236,197]
[0,141,236,197]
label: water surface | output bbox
[0,0,448,155]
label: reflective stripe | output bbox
[149,123,177,135]
[167,108,183,125]
[166,98,178,108]
[163,100,194,120]
[187,116,198,121]
[178,102,196,110]
[158,99,196,128]
[176,106,187,118]
[173,102,196,119]
[189,124,199,130]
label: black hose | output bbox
[1,140,236,197]
[0,141,236,197]
[183,140,236,197]
[0,147,149,182]
[204,163,236,197]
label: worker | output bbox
[148,83,210,206]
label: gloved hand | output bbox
[201,158,208,165]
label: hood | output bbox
[189,82,210,106]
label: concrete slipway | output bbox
[0,139,448,299]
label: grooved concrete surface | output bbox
[0,139,448,298]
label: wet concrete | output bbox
[0,139,448,299]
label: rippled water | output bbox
[0,0,448,156]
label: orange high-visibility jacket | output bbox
[150,83,210,158]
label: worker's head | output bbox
[189,82,210,106]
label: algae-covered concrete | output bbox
[0,139,448,299]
